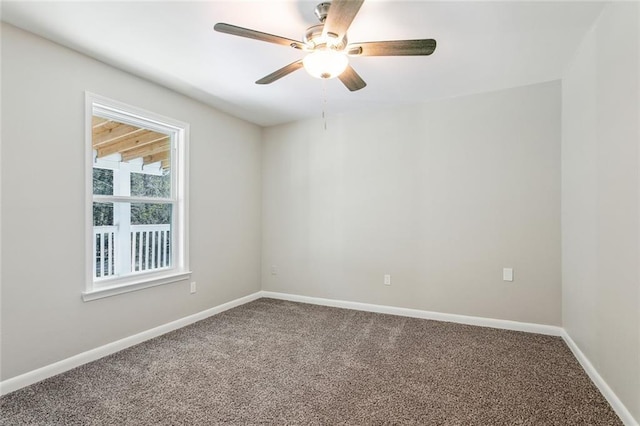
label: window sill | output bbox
[82,271,192,302]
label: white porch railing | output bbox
[94,226,117,279]
[131,224,171,273]
[94,224,171,279]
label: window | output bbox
[83,93,189,301]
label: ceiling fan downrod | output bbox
[314,2,332,23]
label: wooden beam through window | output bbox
[92,116,172,169]
[97,131,168,158]
[93,124,145,147]
[143,150,170,165]
[120,138,170,162]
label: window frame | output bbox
[83,92,190,301]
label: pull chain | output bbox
[321,79,328,131]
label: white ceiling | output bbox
[1,1,605,127]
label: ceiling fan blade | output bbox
[338,65,367,92]
[348,39,437,56]
[214,23,305,50]
[256,60,304,85]
[322,0,364,41]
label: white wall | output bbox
[561,2,640,422]
[0,24,262,380]
[262,81,561,325]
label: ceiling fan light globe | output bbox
[303,50,349,79]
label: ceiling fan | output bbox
[214,0,436,92]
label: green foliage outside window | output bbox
[130,172,171,225]
[93,168,114,226]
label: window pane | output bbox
[92,115,171,196]
[93,201,114,226]
[131,202,172,225]
[130,171,171,198]
[93,201,116,279]
[93,168,113,195]
[130,203,173,273]
[92,201,172,280]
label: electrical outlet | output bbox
[270,265,278,275]
[384,274,391,286]
[190,281,197,294]
[503,268,513,282]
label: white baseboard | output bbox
[561,330,639,426]
[260,291,563,336]
[0,291,262,396]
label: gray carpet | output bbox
[0,298,622,425]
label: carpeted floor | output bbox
[0,298,622,425]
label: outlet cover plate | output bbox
[503,268,513,282]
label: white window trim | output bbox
[83,92,190,301]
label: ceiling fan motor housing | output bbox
[304,24,347,50]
